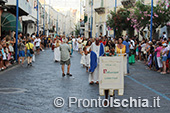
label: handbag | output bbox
[28,43,34,54]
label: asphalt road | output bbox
[0,49,170,113]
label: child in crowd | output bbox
[0,44,6,70]
[109,47,116,56]
[135,41,139,61]
[161,43,168,74]
[18,39,25,65]
[2,43,11,67]
[147,51,153,70]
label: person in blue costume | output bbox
[89,40,104,84]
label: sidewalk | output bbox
[0,51,38,72]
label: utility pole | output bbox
[43,0,45,35]
[113,0,117,38]
[47,0,51,37]
[90,0,93,38]
[150,0,153,41]
[37,0,39,37]
[15,0,19,61]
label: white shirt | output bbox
[91,43,100,57]
[167,44,170,51]
[141,43,146,48]
[32,35,36,39]
[129,40,135,49]
[163,34,167,40]
[34,38,41,47]
[72,38,75,42]
[78,38,83,48]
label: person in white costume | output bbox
[54,39,61,62]
[73,37,78,51]
[77,36,83,53]
[80,49,85,66]
[72,36,76,51]
[84,40,92,72]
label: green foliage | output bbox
[75,24,80,37]
[107,8,133,37]
[107,0,170,38]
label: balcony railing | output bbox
[94,1,105,14]
[121,0,136,8]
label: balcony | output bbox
[94,0,105,14]
[121,0,136,8]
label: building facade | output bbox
[85,0,123,38]
[85,0,169,39]
[0,0,68,37]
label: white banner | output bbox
[99,56,124,96]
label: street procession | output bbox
[0,0,170,113]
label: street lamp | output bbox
[15,0,19,62]
[150,0,153,41]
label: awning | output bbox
[1,12,22,32]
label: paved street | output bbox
[0,49,170,113]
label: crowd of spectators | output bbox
[0,31,55,71]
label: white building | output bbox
[84,0,123,38]
[64,10,78,36]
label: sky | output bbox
[45,0,81,11]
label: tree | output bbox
[107,0,170,39]
[107,8,134,38]
[75,24,80,37]
[128,0,170,39]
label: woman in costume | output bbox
[84,40,92,72]
[116,37,126,55]
[54,39,61,62]
[115,37,127,75]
